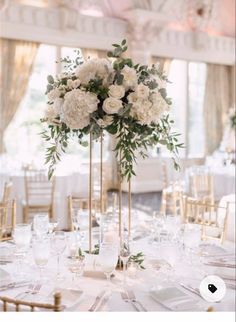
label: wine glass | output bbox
[32,237,50,282]
[152,211,166,242]
[13,224,32,256]
[119,234,131,286]
[33,214,49,237]
[67,256,85,288]
[51,231,66,281]
[48,221,58,234]
[99,243,118,289]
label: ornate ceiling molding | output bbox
[0,3,234,65]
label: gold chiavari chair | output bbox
[183,197,229,244]
[0,199,16,241]
[23,169,55,223]
[68,196,98,231]
[189,169,214,204]
[0,182,13,206]
[0,292,63,312]
[161,181,184,218]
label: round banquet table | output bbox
[0,232,235,312]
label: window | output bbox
[165,59,206,158]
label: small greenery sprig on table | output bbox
[41,39,183,180]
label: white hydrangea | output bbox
[53,98,64,114]
[120,65,138,89]
[47,88,61,101]
[108,85,125,99]
[62,89,99,129]
[75,58,113,85]
[130,94,167,125]
[103,97,123,114]
[97,115,113,128]
[135,84,150,99]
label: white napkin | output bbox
[0,268,11,285]
[150,287,205,311]
[48,288,83,308]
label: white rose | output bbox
[121,65,138,89]
[72,79,81,88]
[108,85,125,99]
[127,92,138,104]
[135,84,149,99]
[47,88,61,101]
[67,79,74,89]
[97,115,113,128]
[103,97,123,114]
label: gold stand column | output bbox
[128,179,131,237]
[89,133,93,253]
[100,132,103,214]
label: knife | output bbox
[88,290,106,312]
[0,281,30,292]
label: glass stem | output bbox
[123,259,127,286]
[57,254,60,278]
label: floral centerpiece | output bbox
[41,40,183,180]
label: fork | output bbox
[127,290,147,312]
[88,290,106,312]
[15,284,35,299]
[121,291,140,311]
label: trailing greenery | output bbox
[41,39,183,180]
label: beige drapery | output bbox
[0,38,39,153]
[203,64,235,155]
[150,56,172,74]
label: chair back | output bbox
[24,169,55,208]
[161,181,184,218]
[1,182,12,205]
[0,292,62,312]
[0,199,16,241]
[184,197,228,244]
[189,167,214,203]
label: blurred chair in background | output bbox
[22,169,55,223]
[189,166,214,204]
[184,197,228,244]
[0,199,16,241]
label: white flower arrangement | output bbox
[41,40,183,179]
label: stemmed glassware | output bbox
[51,231,66,281]
[152,211,166,243]
[119,233,131,286]
[99,242,119,289]
[33,214,49,237]
[32,237,50,282]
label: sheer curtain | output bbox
[203,64,235,155]
[81,48,107,59]
[0,39,39,153]
[150,56,172,74]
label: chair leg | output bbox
[23,207,28,223]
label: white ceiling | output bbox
[6,0,236,37]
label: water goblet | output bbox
[99,242,118,289]
[51,231,66,281]
[67,255,85,288]
[32,237,50,282]
[33,214,49,237]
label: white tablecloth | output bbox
[0,171,89,230]
[0,233,235,312]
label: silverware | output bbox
[127,290,147,312]
[179,283,201,298]
[0,281,31,292]
[88,290,106,312]
[205,262,235,269]
[95,294,110,311]
[121,291,140,311]
[16,283,42,300]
